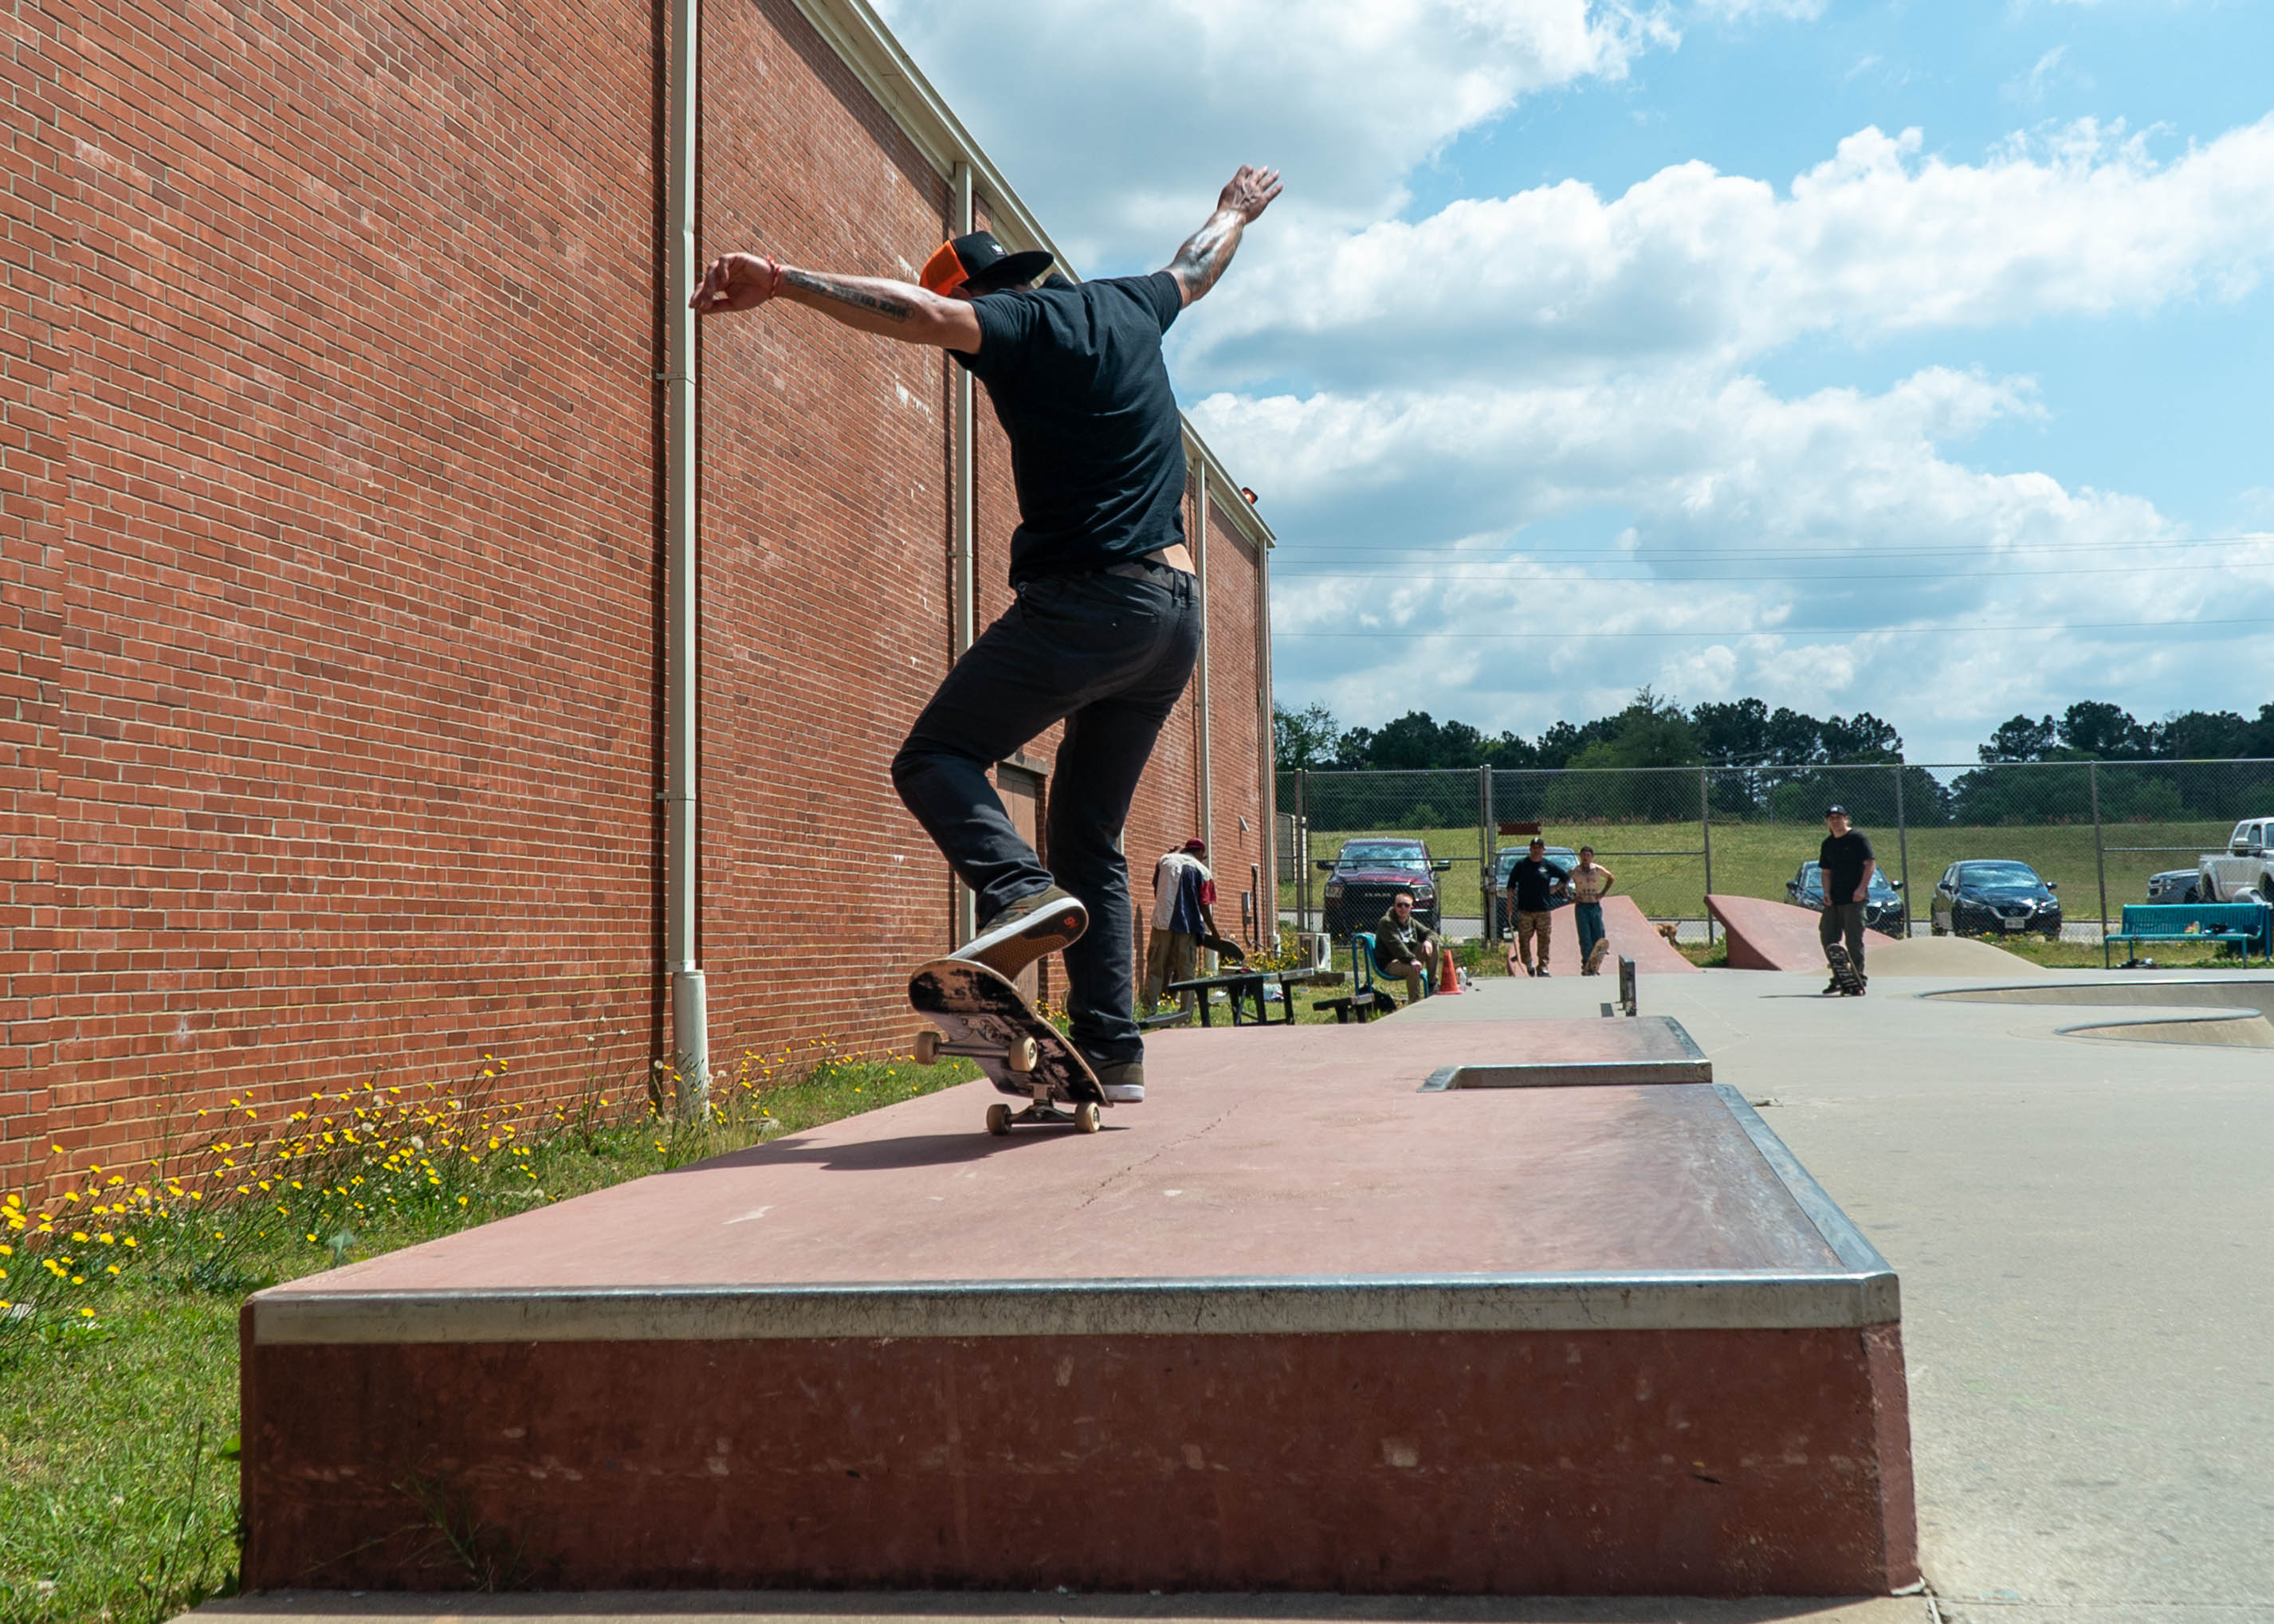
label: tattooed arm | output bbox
[1164,165,1282,307]
[689,254,983,352]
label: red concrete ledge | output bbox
[240,1026,1915,1598]
[1705,895,1827,971]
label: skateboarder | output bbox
[691,164,1283,1103]
[1819,805,1875,994]
[1568,845,1616,975]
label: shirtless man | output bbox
[691,165,1282,1104]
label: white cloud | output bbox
[873,0,1674,268]
[1176,116,2274,389]
[1200,364,2274,757]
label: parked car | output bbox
[1930,860,2063,939]
[1488,845,1577,936]
[2145,869,2201,904]
[1785,861,1907,937]
[2194,816,2274,903]
[1318,837,1455,934]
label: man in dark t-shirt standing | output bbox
[1818,805,1876,993]
[1504,839,1569,977]
[691,165,1282,1102]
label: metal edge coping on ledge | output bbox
[1419,1061,1714,1090]
[252,1264,1897,1345]
[1714,1082,1898,1293]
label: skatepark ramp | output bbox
[1704,894,1827,970]
[1523,894,1697,973]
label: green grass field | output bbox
[1281,819,2229,928]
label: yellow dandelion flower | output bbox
[122,1238,136,1249]
[80,1307,94,1317]
[105,1265,120,1276]
[72,1231,88,1243]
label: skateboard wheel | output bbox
[914,1029,942,1066]
[1007,1036,1038,1073]
[1074,1101,1102,1134]
[985,1102,1012,1136]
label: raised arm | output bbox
[1163,165,1282,307]
[689,253,983,353]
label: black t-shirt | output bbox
[956,272,1188,583]
[1820,830,1875,902]
[1509,857,1564,912]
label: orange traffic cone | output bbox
[1436,946,1463,994]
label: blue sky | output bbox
[874,0,2274,761]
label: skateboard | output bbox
[1583,939,1609,977]
[908,957,1111,1136]
[1824,943,1866,996]
[1197,932,1247,965]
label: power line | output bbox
[1274,615,2274,640]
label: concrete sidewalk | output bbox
[1400,970,2274,1623]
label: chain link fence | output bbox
[1277,759,2274,941]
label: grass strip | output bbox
[0,1041,976,1624]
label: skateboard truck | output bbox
[984,1087,1100,1136]
[913,1029,1037,1072]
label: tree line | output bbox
[1274,694,2274,829]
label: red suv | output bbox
[1317,837,1455,935]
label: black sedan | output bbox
[1930,860,2063,939]
[1785,861,1907,936]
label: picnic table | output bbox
[1162,967,1317,1027]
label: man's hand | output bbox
[690,253,783,316]
[1166,165,1282,306]
[1217,164,1282,222]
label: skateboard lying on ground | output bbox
[908,957,1112,1136]
[1583,939,1609,977]
[1824,943,1866,996]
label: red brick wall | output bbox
[0,0,1271,1196]
[3,0,664,1194]
[1207,498,1267,943]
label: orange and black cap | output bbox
[920,230,1054,296]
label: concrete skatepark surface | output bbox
[1400,969,2274,1624]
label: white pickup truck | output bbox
[2195,818,2274,903]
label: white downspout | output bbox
[663,0,708,1115]
[951,162,976,947]
[1191,460,1214,850]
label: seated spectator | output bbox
[1373,890,1441,1003]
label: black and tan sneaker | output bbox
[1093,1059,1145,1104]
[958,885,1088,982]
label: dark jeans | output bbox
[1820,899,1868,971]
[892,565,1200,1065]
[1574,902,1606,962]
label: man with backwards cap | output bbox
[1819,805,1876,994]
[690,165,1282,1104]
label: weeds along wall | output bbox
[1,0,1274,1197]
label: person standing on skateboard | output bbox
[1819,805,1875,993]
[690,165,1283,1103]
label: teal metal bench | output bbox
[2103,902,2271,967]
